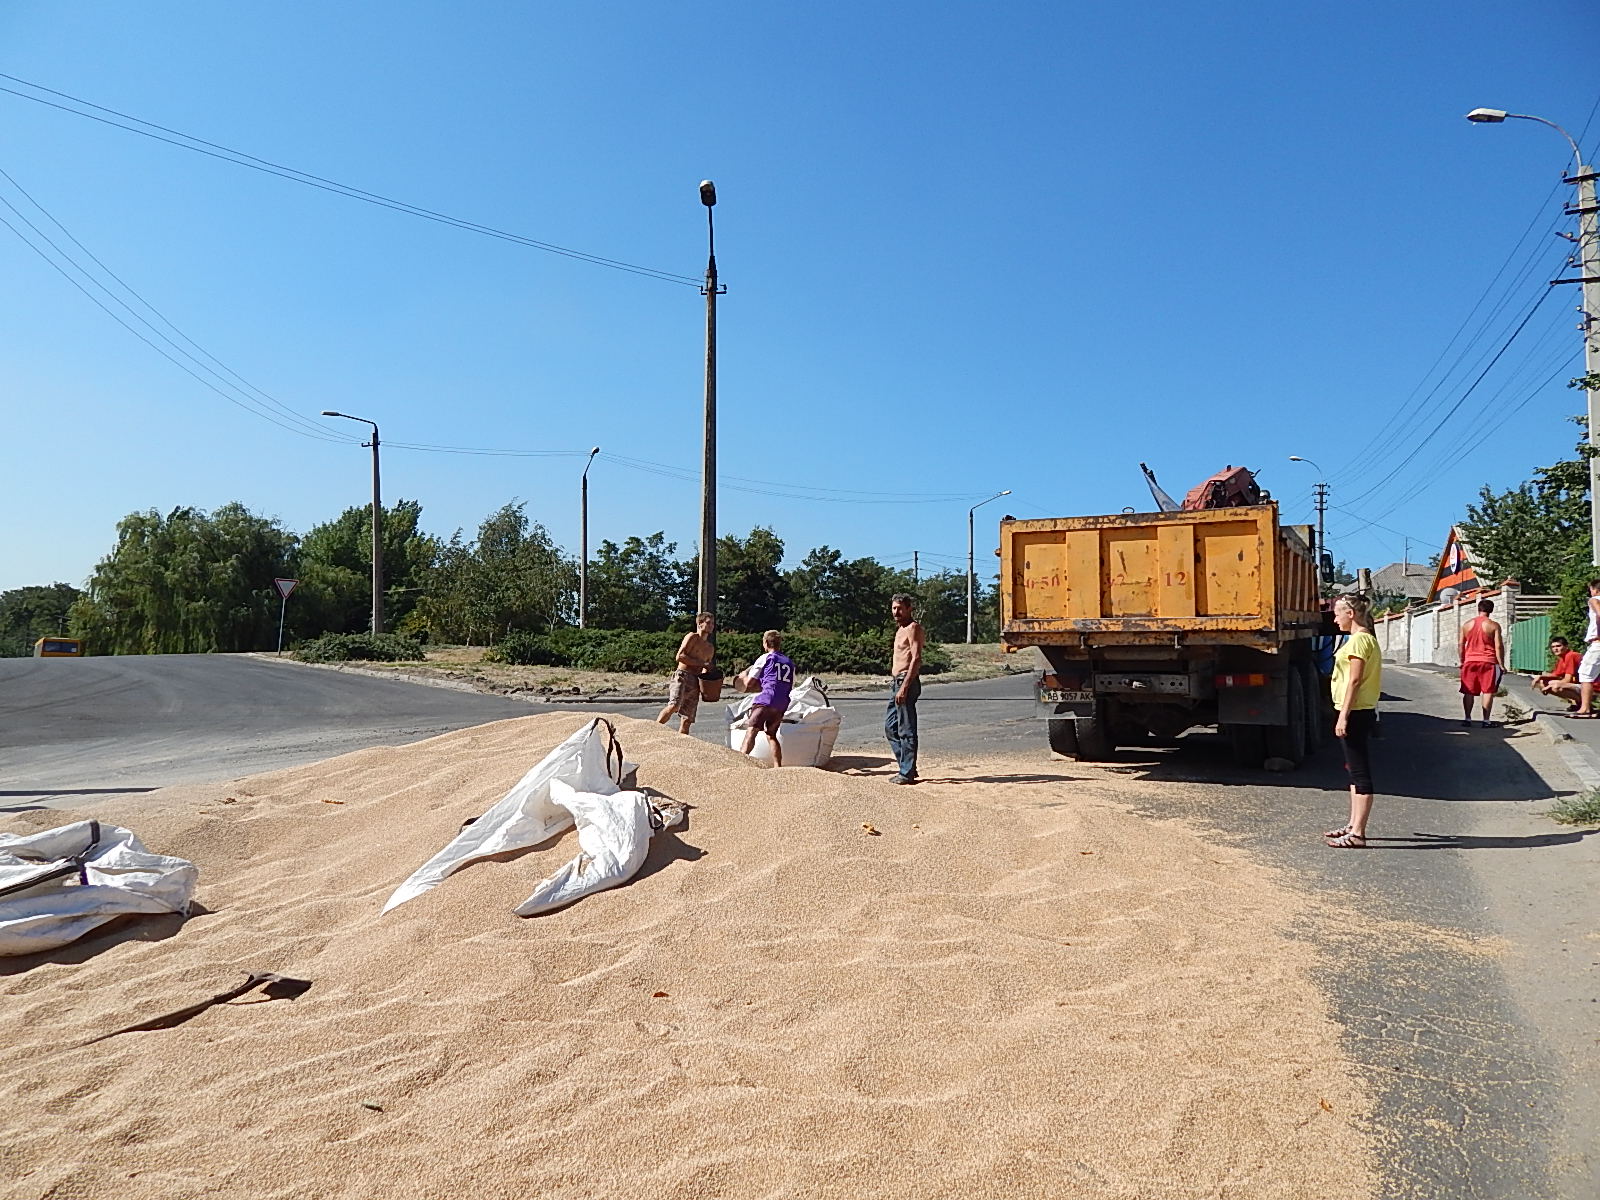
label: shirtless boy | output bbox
[657,611,715,734]
[884,593,925,784]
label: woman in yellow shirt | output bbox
[1326,593,1381,849]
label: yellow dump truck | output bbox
[999,503,1325,767]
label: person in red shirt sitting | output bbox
[1531,635,1585,711]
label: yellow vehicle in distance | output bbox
[33,637,84,657]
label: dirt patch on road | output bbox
[2,717,1373,1200]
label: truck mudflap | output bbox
[1215,671,1291,726]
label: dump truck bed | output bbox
[999,505,1319,650]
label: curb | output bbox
[1528,710,1600,792]
[243,653,663,704]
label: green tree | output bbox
[412,502,574,642]
[786,546,897,634]
[0,583,83,657]
[705,527,789,632]
[69,503,297,654]
[295,499,436,636]
[585,532,691,630]
[1461,420,1591,595]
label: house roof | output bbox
[1370,561,1433,599]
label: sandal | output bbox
[1325,830,1366,849]
[1323,824,1351,839]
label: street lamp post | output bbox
[1467,107,1600,564]
[579,446,600,629]
[967,489,1012,643]
[1287,455,1327,568]
[698,180,726,625]
[322,410,384,635]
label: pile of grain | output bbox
[1,713,1372,1199]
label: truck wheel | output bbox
[1074,714,1115,761]
[1264,673,1308,765]
[1227,722,1267,767]
[1298,663,1325,752]
[1047,716,1078,757]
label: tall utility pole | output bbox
[698,180,725,622]
[579,446,600,628]
[912,551,919,582]
[322,410,384,634]
[1467,108,1600,564]
[966,490,1011,643]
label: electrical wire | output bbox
[0,165,351,444]
[1338,284,1559,509]
[0,73,702,288]
[0,206,359,444]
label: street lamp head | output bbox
[999,489,1012,497]
[1465,108,1508,123]
[321,410,344,417]
[589,446,601,456]
[1289,455,1305,462]
[699,180,717,207]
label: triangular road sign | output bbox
[274,578,299,599]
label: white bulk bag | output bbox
[383,718,634,914]
[513,779,662,916]
[725,675,842,767]
[0,820,198,956]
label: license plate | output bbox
[1039,688,1094,703]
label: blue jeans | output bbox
[884,674,921,780]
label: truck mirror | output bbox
[1319,551,1335,585]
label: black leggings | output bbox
[1340,709,1377,794]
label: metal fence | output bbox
[1509,612,1552,672]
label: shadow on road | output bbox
[1096,711,1558,805]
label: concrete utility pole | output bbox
[322,411,384,635]
[579,447,600,628]
[698,180,725,624]
[967,490,1011,643]
[912,551,919,582]
[1467,108,1600,564]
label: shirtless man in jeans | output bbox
[884,594,925,784]
[657,612,715,735]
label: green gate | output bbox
[1511,613,1552,672]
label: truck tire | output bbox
[1049,704,1114,761]
[1227,722,1267,767]
[1298,662,1325,752]
[1047,716,1078,757]
[1074,714,1115,762]
[1264,672,1308,766]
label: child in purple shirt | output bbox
[739,630,795,766]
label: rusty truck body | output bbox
[998,503,1326,767]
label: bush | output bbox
[1550,787,1600,826]
[295,632,426,663]
[487,626,949,677]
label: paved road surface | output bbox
[0,654,536,801]
[3,653,1597,1197]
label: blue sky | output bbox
[3,1,1597,594]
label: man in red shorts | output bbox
[1458,598,1505,728]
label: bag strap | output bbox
[0,819,102,900]
[590,717,626,785]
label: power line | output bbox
[0,164,349,444]
[0,72,701,288]
[1339,284,1559,509]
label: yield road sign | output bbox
[274,578,299,599]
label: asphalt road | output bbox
[3,654,1597,1198]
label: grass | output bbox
[307,641,1041,696]
[1549,787,1600,826]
